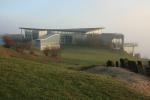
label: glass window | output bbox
[112,38,123,49]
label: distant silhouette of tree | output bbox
[3,36,15,48]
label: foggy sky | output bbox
[0,0,150,58]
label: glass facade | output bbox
[60,35,73,44]
[112,38,123,49]
[22,28,125,50]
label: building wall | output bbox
[86,29,102,34]
[60,34,73,44]
[22,28,125,50]
[39,34,60,50]
[32,30,39,39]
[100,33,124,49]
[72,33,87,44]
[25,30,34,40]
[59,32,87,45]
[25,30,48,40]
[59,31,75,44]
[38,31,47,38]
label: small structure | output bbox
[34,34,60,50]
[124,43,138,56]
[100,33,124,50]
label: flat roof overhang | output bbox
[19,27,105,33]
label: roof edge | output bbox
[19,27,105,30]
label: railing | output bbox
[124,43,138,47]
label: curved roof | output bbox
[20,27,105,33]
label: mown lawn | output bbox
[0,56,146,100]
[61,45,138,66]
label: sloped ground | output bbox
[0,46,37,59]
[0,56,146,100]
[0,46,19,56]
[0,46,61,63]
[0,46,149,99]
[85,66,150,97]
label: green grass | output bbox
[0,46,149,100]
[61,45,138,66]
[0,56,146,100]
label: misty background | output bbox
[0,0,150,58]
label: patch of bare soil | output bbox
[0,46,19,56]
[85,66,150,97]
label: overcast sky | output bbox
[0,0,150,58]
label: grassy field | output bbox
[61,45,138,66]
[0,46,148,100]
[0,56,146,100]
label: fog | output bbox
[0,0,150,58]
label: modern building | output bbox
[19,27,125,50]
[1,27,124,51]
[20,27,105,50]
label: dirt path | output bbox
[84,66,150,96]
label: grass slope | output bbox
[0,56,146,100]
[0,46,148,99]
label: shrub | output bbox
[43,47,61,57]
[3,36,15,48]
[50,47,60,57]
[15,43,26,53]
[43,47,50,56]
[15,42,34,54]
[148,61,150,68]
[128,60,138,73]
[115,61,119,67]
[30,51,35,55]
[106,60,113,67]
